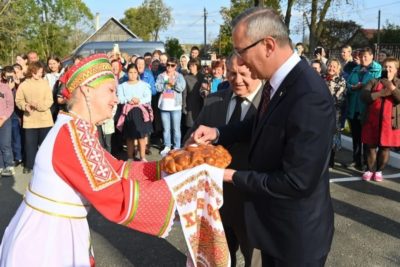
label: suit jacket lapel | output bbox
[221,89,234,125]
[244,86,263,120]
[250,60,306,153]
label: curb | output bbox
[341,135,400,168]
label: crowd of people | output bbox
[1,42,399,182]
[298,44,400,181]
[0,6,399,266]
[0,46,229,173]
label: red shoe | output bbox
[373,171,383,182]
[362,171,373,181]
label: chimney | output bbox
[95,13,100,31]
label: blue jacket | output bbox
[346,61,381,120]
[140,69,156,95]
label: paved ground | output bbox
[0,147,399,267]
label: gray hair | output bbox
[225,54,236,71]
[231,7,289,46]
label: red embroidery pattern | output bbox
[176,178,218,206]
[68,119,119,191]
[189,216,230,267]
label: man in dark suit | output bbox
[184,54,262,267]
[189,7,336,267]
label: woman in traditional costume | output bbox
[0,54,175,267]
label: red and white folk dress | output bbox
[0,113,175,267]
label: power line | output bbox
[333,0,400,16]
[188,17,203,27]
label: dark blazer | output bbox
[182,73,204,128]
[184,86,262,222]
[218,59,336,262]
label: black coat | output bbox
[218,59,336,262]
[182,73,204,128]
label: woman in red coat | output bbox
[361,57,400,181]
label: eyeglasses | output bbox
[233,38,265,57]
[166,63,176,68]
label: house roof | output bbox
[346,28,377,47]
[360,29,378,40]
[72,17,139,54]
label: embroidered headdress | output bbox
[62,54,115,99]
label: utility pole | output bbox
[203,7,207,56]
[377,9,381,53]
[302,12,306,43]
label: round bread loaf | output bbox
[160,144,232,174]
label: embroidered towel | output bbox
[164,164,230,267]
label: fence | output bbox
[376,43,400,59]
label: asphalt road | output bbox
[0,148,399,267]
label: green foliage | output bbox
[0,0,93,65]
[165,38,184,58]
[302,0,353,52]
[121,0,172,41]
[212,0,281,56]
[319,19,361,49]
[213,0,353,56]
[121,7,154,41]
[373,23,400,44]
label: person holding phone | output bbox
[155,57,186,156]
[1,66,23,169]
[360,57,400,181]
[313,46,328,73]
[0,68,15,176]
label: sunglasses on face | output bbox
[166,63,176,67]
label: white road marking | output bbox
[330,173,400,183]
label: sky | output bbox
[83,0,400,45]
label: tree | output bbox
[213,0,280,56]
[121,0,172,41]
[0,0,93,65]
[26,0,93,58]
[120,7,154,41]
[284,0,296,31]
[165,38,184,58]
[373,23,400,44]
[213,0,356,56]
[0,0,32,63]
[307,0,333,52]
[287,0,354,52]
[319,19,361,49]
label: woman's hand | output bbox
[168,77,176,86]
[129,97,140,105]
[25,104,33,113]
[31,102,39,110]
[352,82,362,90]
[381,79,395,96]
